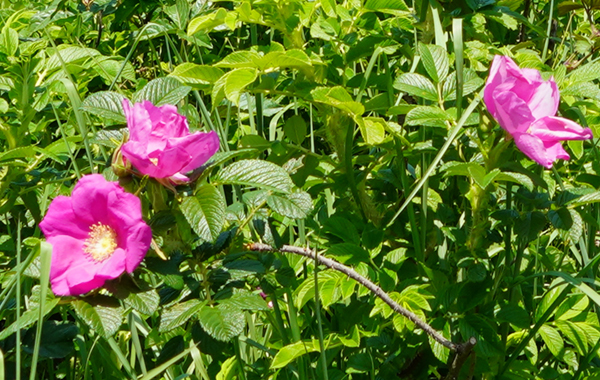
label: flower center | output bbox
[84,223,118,262]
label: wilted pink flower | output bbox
[39,174,152,296]
[121,100,220,183]
[484,55,593,168]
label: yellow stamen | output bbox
[149,158,159,166]
[84,223,118,262]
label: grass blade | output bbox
[387,88,484,227]
[28,242,52,380]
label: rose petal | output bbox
[513,132,554,169]
[527,79,559,120]
[122,140,190,178]
[39,196,88,240]
[529,116,594,141]
[149,103,189,138]
[123,224,152,273]
[48,235,106,296]
[543,140,570,163]
[492,90,535,134]
[177,131,220,174]
[96,247,127,278]
[123,99,153,142]
[70,174,116,226]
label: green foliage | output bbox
[3,0,600,379]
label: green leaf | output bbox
[267,190,313,219]
[214,159,294,194]
[539,324,564,358]
[567,61,600,85]
[495,304,531,329]
[23,321,78,359]
[495,172,535,191]
[322,216,360,245]
[405,106,452,128]
[0,98,8,114]
[180,184,226,241]
[215,51,262,69]
[568,190,600,207]
[72,297,124,338]
[567,139,584,159]
[0,298,60,341]
[0,146,35,163]
[339,325,361,348]
[356,116,387,145]
[311,86,364,115]
[556,320,588,355]
[271,340,319,369]
[310,16,338,41]
[218,292,270,311]
[81,91,127,123]
[222,68,258,105]
[515,211,547,245]
[159,299,205,332]
[443,69,484,100]
[197,304,245,341]
[459,315,502,357]
[45,46,101,72]
[283,115,307,144]
[561,81,600,101]
[133,77,191,106]
[363,0,409,14]
[94,58,136,83]
[393,73,438,101]
[556,294,589,321]
[418,43,449,83]
[0,27,18,56]
[169,63,224,85]
[258,50,313,74]
[123,289,160,316]
[548,208,573,230]
[326,243,371,265]
[429,322,451,363]
[347,353,372,373]
[188,8,229,35]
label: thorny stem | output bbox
[246,242,476,356]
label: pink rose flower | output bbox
[484,55,593,168]
[39,174,152,296]
[121,99,220,183]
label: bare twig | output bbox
[247,242,475,353]
[444,337,477,380]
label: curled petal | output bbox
[513,132,555,169]
[123,99,153,142]
[529,116,593,142]
[177,131,220,174]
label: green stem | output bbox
[15,216,21,380]
[233,338,247,380]
[345,122,366,221]
[541,0,556,62]
[395,138,422,257]
[313,251,329,380]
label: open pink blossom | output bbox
[121,99,220,183]
[39,174,152,296]
[484,55,593,168]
